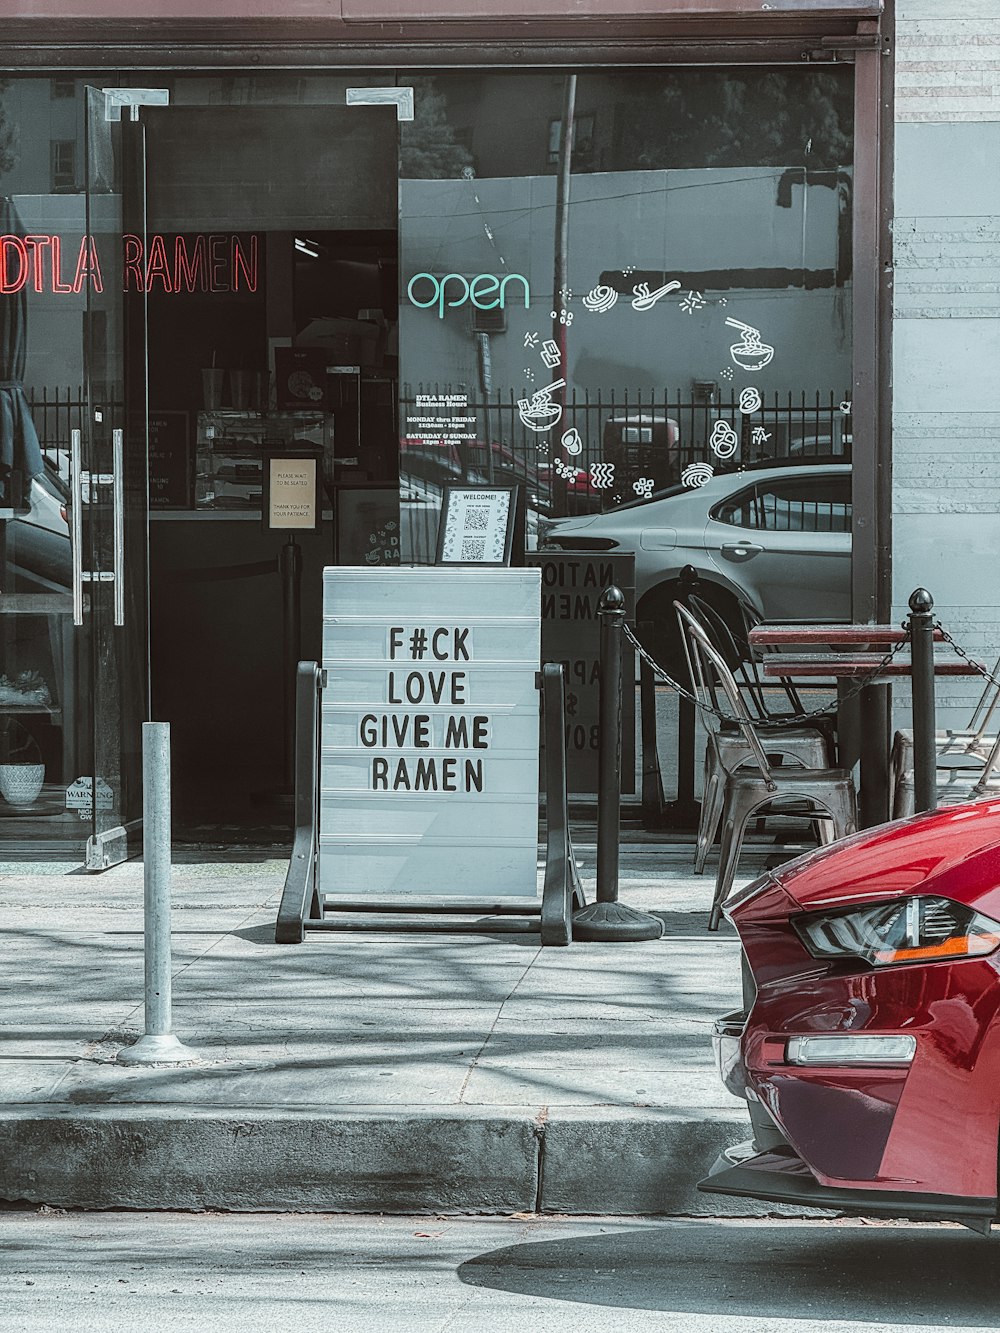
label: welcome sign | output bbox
[319,567,541,899]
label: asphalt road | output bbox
[2,1211,998,1332]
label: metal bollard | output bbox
[572,587,662,942]
[907,588,937,814]
[118,723,200,1065]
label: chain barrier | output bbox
[933,622,999,690]
[623,620,912,725]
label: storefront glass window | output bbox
[398,68,855,625]
[0,64,856,849]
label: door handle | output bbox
[112,428,125,627]
[71,428,84,626]
[70,426,125,626]
[720,541,763,561]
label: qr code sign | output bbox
[464,506,491,532]
[461,538,487,561]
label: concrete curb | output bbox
[0,1104,748,1214]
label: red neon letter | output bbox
[50,235,74,293]
[0,236,27,294]
[23,235,53,292]
[122,233,145,292]
[0,238,28,295]
[72,235,103,294]
[231,234,258,292]
[144,234,173,293]
[208,234,230,292]
[174,234,207,292]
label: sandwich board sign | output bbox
[320,566,541,899]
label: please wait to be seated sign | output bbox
[319,567,542,900]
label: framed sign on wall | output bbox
[435,485,521,566]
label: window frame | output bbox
[0,4,888,619]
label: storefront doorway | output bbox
[1,88,400,862]
[137,100,399,836]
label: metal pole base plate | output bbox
[117,1034,202,1066]
[572,901,663,942]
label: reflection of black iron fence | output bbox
[26,387,86,475]
[30,384,852,533]
[401,383,852,518]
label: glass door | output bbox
[133,100,399,832]
[78,87,155,869]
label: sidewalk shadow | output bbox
[458,1222,996,1323]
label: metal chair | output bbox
[676,606,857,930]
[689,592,839,760]
[674,602,834,874]
[890,655,1000,818]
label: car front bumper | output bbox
[700,1140,996,1231]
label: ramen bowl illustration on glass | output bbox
[518,379,566,433]
[726,317,774,372]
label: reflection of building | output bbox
[401,166,851,399]
[0,0,916,866]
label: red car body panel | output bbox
[723,800,1000,1209]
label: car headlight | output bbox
[794,895,1000,967]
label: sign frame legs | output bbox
[275,661,322,943]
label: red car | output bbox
[701,799,1000,1235]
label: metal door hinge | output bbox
[103,88,170,122]
[346,87,414,121]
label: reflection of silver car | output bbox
[539,463,851,666]
[8,462,71,593]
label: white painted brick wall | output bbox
[896,15,1000,121]
[893,2,1000,726]
[893,218,1000,319]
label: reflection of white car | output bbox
[27,464,68,535]
[539,463,851,667]
[7,462,71,593]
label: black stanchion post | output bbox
[596,585,624,900]
[573,586,662,942]
[908,587,937,813]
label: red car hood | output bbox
[764,799,1000,923]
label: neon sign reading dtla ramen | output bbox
[0,232,259,294]
[407,271,530,318]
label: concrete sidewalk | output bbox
[0,830,812,1215]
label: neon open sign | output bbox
[407,271,530,319]
[0,233,259,295]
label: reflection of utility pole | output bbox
[551,73,576,518]
[476,330,495,484]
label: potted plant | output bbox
[0,718,44,807]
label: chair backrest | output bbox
[688,594,744,673]
[674,601,727,721]
[687,593,769,723]
[675,603,777,787]
[970,729,1000,798]
[965,654,1000,749]
[734,597,806,718]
